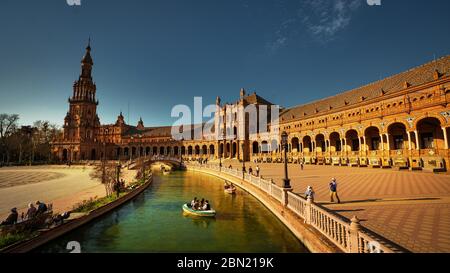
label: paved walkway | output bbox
[0,165,137,221]
[221,160,450,253]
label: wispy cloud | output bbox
[266,0,362,52]
[300,0,362,42]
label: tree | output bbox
[0,114,20,163]
[90,161,123,197]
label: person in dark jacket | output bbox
[36,201,48,215]
[1,208,18,225]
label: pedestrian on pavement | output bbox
[329,178,341,203]
[256,165,260,177]
[300,159,304,171]
[305,186,315,201]
[248,166,253,175]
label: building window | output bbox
[371,137,380,150]
[420,133,434,149]
[393,135,404,150]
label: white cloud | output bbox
[267,0,362,52]
[300,0,362,42]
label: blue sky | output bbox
[0,0,449,127]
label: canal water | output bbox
[38,171,307,253]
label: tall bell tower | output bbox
[63,40,100,156]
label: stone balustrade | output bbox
[187,162,405,253]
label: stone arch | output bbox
[315,134,326,153]
[252,141,259,154]
[414,114,447,130]
[209,144,215,156]
[329,132,341,152]
[387,122,408,150]
[291,137,300,153]
[364,126,381,151]
[345,129,359,152]
[302,136,312,153]
[416,117,444,149]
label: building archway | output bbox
[302,136,312,153]
[152,147,157,155]
[174,146,179,156]
[387,123,407,150]
[261,141,269,154]
[219,143,224,157]
[315,134,326,153]
[91,149,96,160]
[329,132,341,152]
[416,117,444,150]
[124,147,129,157]
[252,141,259,154]
[291,137,300,153]
[202,145,208,155]
[62,149,68,161]
[159,146,165,155]
[345,130,359,152]
[145,147,151,156]
[365,126,381,151]
[209,145,215,156]
[232,142,237,158]
[194,145,200,156]
[188,146,193,156]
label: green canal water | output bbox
[38,171,307,253]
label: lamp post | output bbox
[281,131,291,189]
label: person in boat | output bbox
[190,197,198,208]
[200,198,205,209]
[202,200,211,211]
[36,201,48,215]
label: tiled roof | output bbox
[243,92,274,105]
[280,55,450,123]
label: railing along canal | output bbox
[187,162,405,254]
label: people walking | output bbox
[248,166,253,175]
[300,159,304,171]
[305,186,315,201]
[256,165,260,177]
[329,178,341,203]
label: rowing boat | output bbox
[182,204,216,217]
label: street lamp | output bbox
[281,131,291,189]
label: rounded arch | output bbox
[194,145,200,155]
[387,122,408,150]
[345,129,359,152]
[414,114,446,130]
[364,126,381,151]
[202,145,208,155]
[188,146,193,156]
[173,146,179,156]
[252,141,259,154]
[302,135,312,153]
[209,144,215,156]
[416,117,444,149]
[291,137,300,153]
[384,120,409,133]
[329,132,341,152]
[315,134,326,152]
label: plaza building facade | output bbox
[52,44,450,172]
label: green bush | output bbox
[0,232,29,249]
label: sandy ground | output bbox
[0,165,137,220]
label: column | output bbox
[358,137,362,152]
[414,131,419,150]
[407,131,412,151]
[379,134,384,151]
[363,136,367,152]
[443,127,449,150]
[385,133,390,151]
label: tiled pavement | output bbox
[222,160,450,253]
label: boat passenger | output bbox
[203,200,211,211]
[190,197,198,208]
[1,208,18,226]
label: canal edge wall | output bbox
[1,176,154,253]
[186,167,341,253]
